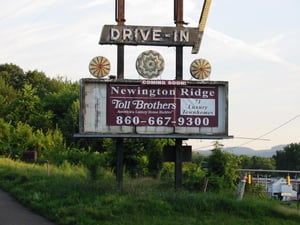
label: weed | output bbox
[0,158,300,225]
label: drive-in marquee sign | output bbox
[79,0,230,188]
[99,0,212,54]
[78,0,230,139]
[100,25,202,54]
[79,79,228,138]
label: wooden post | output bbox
[174,0,183,190]
[115,0,125,189]
[175,139,183,189]
[203,177,209,192]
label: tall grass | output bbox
[0,157,300,225]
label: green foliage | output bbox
[34,128,67,163]
[104,138,167,178]
[143,139,167,178]
[273,143,300,170]
[208,148,227,176]
[10,122,35,159]
[0,118,13,156]
[83,151,108,180]
[245,183,269,200]
[240,155,275,170]
[0,63,25,89]
[0,158,300,225]
[160,162,174,182]
[2,63,300,196]
[191,151,207,166]
[122,138,146,177]
[42,83,79,142]
[182,162,206,190]
[24,70,51,97]
[0,116,72,162]
[207,144,241,191]
[0,63,79,144]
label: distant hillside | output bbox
[196,145,286,158]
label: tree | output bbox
[191,152,206,166]
[42,82,79,143]
[273,143,300,170]
[0,77,18,117]
[207,142,240,191]
[0,118,13,156]
[24,70,51,98]
[207,148,227,176]
[6,84,53,129]
[240,155,275,170]
[143,139,167,178]
[0,63,25,89]
[103,138,169,178]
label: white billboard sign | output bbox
[78,79,229,138]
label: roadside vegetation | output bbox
[1,63,300,224]
[1,158,300,225]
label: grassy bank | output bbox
[0,158,299,225]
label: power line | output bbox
[192,137,269,151]
[192,114,300,151]
[235,114,300,148]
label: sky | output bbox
[1,0,300,151]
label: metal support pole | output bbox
[115,0,125,189]
[115,0,125,24]
[117,46,124,79]
[175,139,183,189]
[174,0,184,26]
[175,46,183,80]
[174,0,183,190]
[116,0,125,80]
[116,138,124,188]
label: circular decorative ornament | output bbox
[89,56,111,78]
[136,50,164,79]
[190,58,211,80]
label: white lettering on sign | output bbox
[180,88,215,98]
[110,27,189,42]
[153,29,161,41]
[141,80,187,85]
[111,99,176,110]
[110,86,176,98]
[106,84,219,127]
